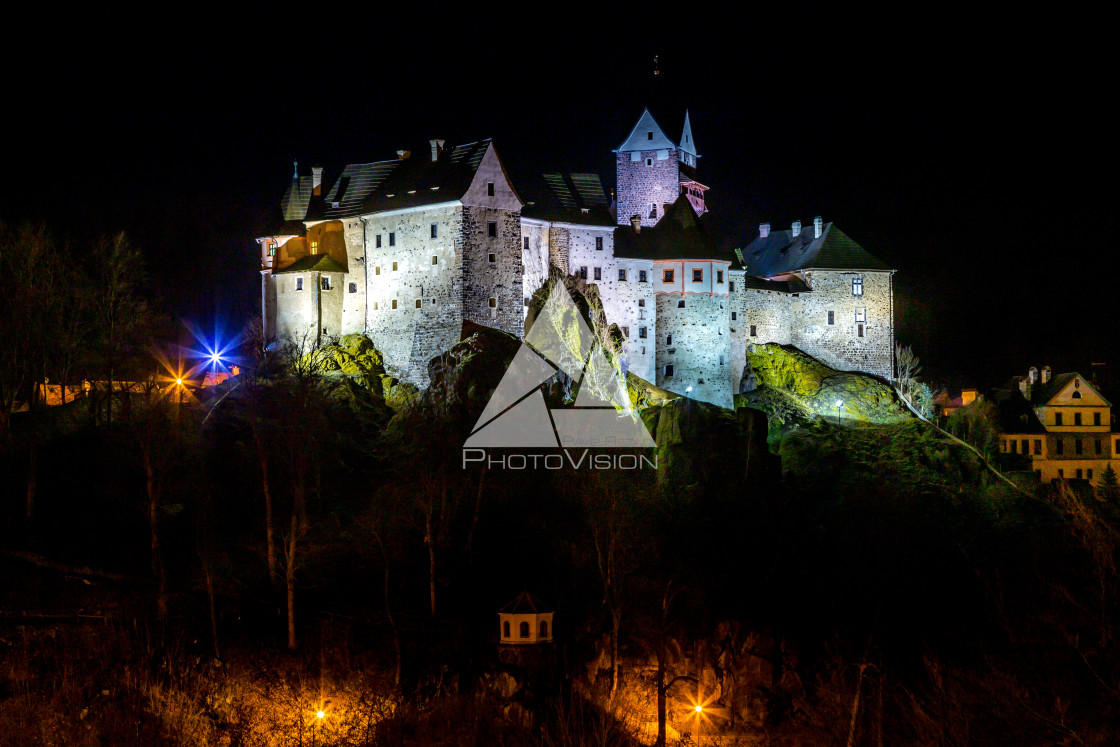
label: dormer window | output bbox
[647,131,653,140]
[487,182,495,196]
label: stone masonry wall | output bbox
[548,225,570,274]
[341,218,366,335]
[732,279,794,390]
[461,206,524,339]
[655,292,733,408]
[613,259,656,382]
[520,220,551,307]
[364,205,465,386]
[791,270,894,379]
[616,149,681,227]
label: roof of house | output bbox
[318,159,402,219]
[991,387,1048,434]
[499,591,551,614]
[355,139,493,214]
[273,253,348,274]
[743,222,892,276]
[738,276,811,293]
[613,194,730,262]
[1029,372,1112,407]
[520,171,615,226]
[281,174,316,222]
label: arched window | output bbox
[519,621,530,638]
[540,620,549,638]
[503,621,510,638]
[1072,391,1082,399]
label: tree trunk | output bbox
[466,465,486,553]
[656,640,667,747]
[426,511,437,617]
[610,606,621,699]
[373,531,402,692]
[286,511,298,650]
[205,560,220,660]
[144,450,167,621]
[252,423,278,584]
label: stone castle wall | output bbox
[341,218,366,335]
[616,149,680,228]
[655,292,732,408]
[613,259,656,382]
[729,277,794,391]
[520,220,551,306]
[461,206,524,339]
[791,270,894,379]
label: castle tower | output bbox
[615,108,707,228]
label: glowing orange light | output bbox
[694,705,703,713]
[316,710,325,720]
[176,378,183,386]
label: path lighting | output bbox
[694,703,704,746]
[686,385,693,393]
[836,399,843,426]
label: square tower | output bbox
[615,108,705,228]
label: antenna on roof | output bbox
[292,160,298,179]
[653,54,660,77]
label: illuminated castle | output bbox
[256,109,896,407]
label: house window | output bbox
[731,312,737,320]
[489,253,496,263]
[520,621,529,638]
[503,621,510,638]
[639,327,647,339]
[1056,413,1064,426]
[1022,438,1028,454]
[1096,439,1103,455]
[431,224,438,239]
[1076,438,1083,455]
[692,269,703,282]
[1059,469,1065,478]
[295,277,304,291]
[717,270,724,283]
[540,620,549,638]
[415,299,422,309]
[523,236,529,251]
[1077,468,1084,479]
[649,202,657,218]
[310,240,319,255]
[1072,391,1082,399]
[594,267,601,281]
[487,182,495,196]
[666,334,672,345]
[622,326,629,337]
[827,311,835,325]
[647,131,653,140]
[852,277,863,296]
[389,232,395,247]
[487,222,497,237]
[750,324,757,336]
[1056,438,1064,455]
[374,302,379,310]
[391,299,398,309]
[858,324,864,337]
[646,158,653,167]
[488,297,497,308]
[1075,412,1082,426]
[376,234,382,248]
[663,269,674,283]
[596,236,604,251]
[321,277,331,290]
[619,269,627,281]
[432,256,438,265]
[1095,412,1102,425]
[729,282,735,292]
[1034,439,1042,454]
[639,270,648,282]
[855,307,866,323]
[392,262,398,271]
[677,300,685,308]
[719,355,725,365]
[665,364,674,377]
[579,266,587,280]
[638,299,645,307]
[349,282,357,293]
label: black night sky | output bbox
[3,10,1110,388]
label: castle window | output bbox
[540,620,549,638]
[524,236,530,251]
[432,256,438,265]
[503,621,510,638]
[852,276,863,296]
[663,269,674,283]
[731,312,737,320]
[719,355,724,365]
[666,334,672,345]
[1096,439,1103,454]
[520,621,530,638]
[646,158,653,167]
[392,262,398,271]
[376,234,382,248]
[295,277,304,291]
[488,222,497,238]
[857,324,864,337]
[1056,438,1064,455]
[487,182,495,196]
[1095,412,1102,425]
[1075,412,1082,426]
[1056,412,1064,426]
[1076,438,1083,455]
[855,308,866,323]
[639,270,648,283]
[692,269,703,282]
[594,267,601,281]
[321,277,331,291]
[392,299,398,309]
[415,299,422,309]
[489,253,496,263]
[310,240,319,255]
[729,282,735,292]
[677,300,685,308]
[750,325,757,336]
[619,269,627,281]
[431,224,438,239]
[1034,439,1042,454]
[647,131,653,140]
[639,327,647,339]
[622,326,630,338]
[489,297,497,308]
[349,283,357,293]
[717,270,724,284]
[827,311,834,325]
[579,266,587,280]
[649,202,657,218]
[638,299,645,307]
[389,232,396,247]
[1072,391,1082,399]
[596,236,604,251]
[665,364,674,377]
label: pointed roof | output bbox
[616,107,677,152]
[742,223,892,276]
[1030,372,1112,407]
[499,591,552,614]
[613,194,729,261]
[680,110,698,157]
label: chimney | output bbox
[1041,365,1051,384]
[759,222,770,238]
[630,215,642,233]
[1029,366,1039,384]
[429,139,445,162]
[814,216,823,238]
[312,166,323,196]
[791,220,802,237]
[396,149,411,160]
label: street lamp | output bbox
[836,399,843,427]
[694,704,704,747]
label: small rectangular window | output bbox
[487,222,497,237]
[488,253,496,263]
[295,277,304,291]
[349,282,357,293]
[639,327,647,339]
[431,224,438,239]
[1056,413,1064,426]
[1059,469,1064,477]
[392,299,398,309]
[389,232,396,247]
[619,269,627,281]
[647,131,653,140]
[392,262,398,271]
[1095,412,1102,426]
[488,297,497,308]
[750,324,757,336]
[677,300,685,308]
[524,236,529,251]
[1034,439,1042,454]
[717,270,724,284]
[855,307,866,323]
[639,270,648,282]
[663,269,674,283]
[1077,468,1084,479]
[852,277,863,296]
[1089,469,1094,480]
[376,234,382,248]
[579,266,587,280]
[692,269,703,282]
[321,277,331,290]
[665,364,674,377]
[375,266,380,275]
[729,281,735,292]
[638,299,645,307]
[1057,438,1064,455]
[622,326,630,337]
[487,182,495,196]
[310,240,319,255]
[594,267,601,281]
[827,311,835,325]
[1076,438,1083,455]
[415,299,422,309]
[731,311,737,320]
[857,324,864,337]
[374,302,379,310]
[432,256,438,265]
[1096,439,1103,455]
[596,236,604,251]
[666,334,672,345]
[1074,412,1083,425]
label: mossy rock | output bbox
[627,372,679,411]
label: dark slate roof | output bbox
[613,194,731,261]
[1029,372,1111,407]
[520,171,615,226]
[499,591,551,614]
[273,254,348,274]
[358,139,493,213]
[743,223,892,276]
[991,386,1047,434]
[281,175,316,221]
[738,276,811,293]
[318,160,402,219]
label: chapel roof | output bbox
[613,194,730,262]
[743,223,892,276]
[499,591,552,614]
